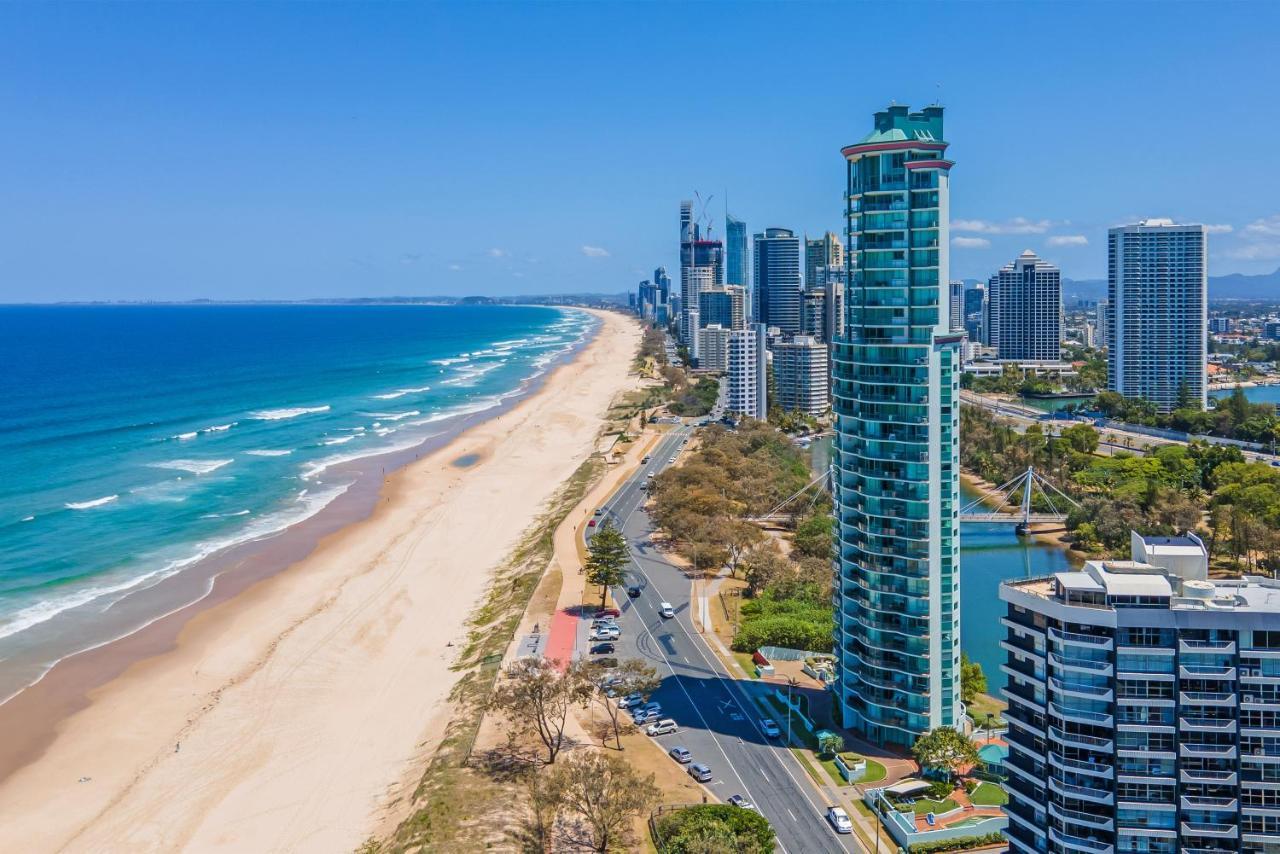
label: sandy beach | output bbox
[0,308,641,853]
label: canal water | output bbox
[959,481,1079,691]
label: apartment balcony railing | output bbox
[1180,767,1237,785]
[1049,802,1113,832]
[1181,795,1239,811]
[1180,716,1237,733]
[1048,827,1113,853]
[1048,725,1112,752]
[1181,822,1239,839]
[1180,742,1237,759]
[1180,691,1236,706]
[1050,702,1113,728]
[1049,626,1114,649]
[1180,665,1236,680]
[1048,775,1114,804]
[1049,652,1113,675]
[1051,677,1113,701]
[1180,638,1237,654]
[1048,752,1113,778]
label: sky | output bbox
[2,1,1279,302]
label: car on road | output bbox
[727,795,756,810]
[626,586,641,598]
[593,508,604,516]
[587,519,597,527]
[760,719,781,738]
[646,718,678,736]
[617,692,643,710]
[668,746,692,764]
[658,602,675,619]
[642,455,651,463]
[688,763,713,783]
[826,806,853,834]
[595,607,620,618]
[668,457,677,464]
[646,472,656,479]
[590,642,616,655]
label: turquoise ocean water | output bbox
[0,304,593,698]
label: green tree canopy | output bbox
[912,726,980,778]
[585,520,629,607]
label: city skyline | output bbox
[2,2,1280,302]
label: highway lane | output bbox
[585,423,863,853]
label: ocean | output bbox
[0,304,594,701]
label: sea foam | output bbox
[251,405,330,421]
[150,459,234,475]
[371,386,431,400]
[65,495,119,510]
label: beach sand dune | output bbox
[0,310,640,853]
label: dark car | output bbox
[590,642,616,655]
[626,586,641,598]
[587,519,597,527]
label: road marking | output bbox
[788,808,798,822]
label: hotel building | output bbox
[988,250,1062,362]
[832,104,963,746]
[727,323,767,421]
[1000,532,1280,854]
[773,335,829,416]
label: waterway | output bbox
[1212,384,1280,407]
[959,481,1079,691]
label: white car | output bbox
[728,795,756,810]
[659,602,675,619]
[827,806,853,834]
[590,626,620,641]
[760,718,781,738]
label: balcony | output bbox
[1180,742,1237,760]
[1180,691,1236,706]
[1050,626,1114,649]
[1180,767,1237,785]
[1180,638,1237,654]
[1048,827,1114,853]
[1180,665,1236,681]
[1051,676,1113,702]
[1049,652,1113,675]
[1180,716,1237,733]
[1049,752,1113,778]
[1049,775,1114,804]
[1049,725,1113,753]
[1049,802,1114,832]
[1050,701,1113,728]
[1181,795,1239,811]
[1181,822,1239,839]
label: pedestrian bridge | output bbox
[959,466,1078,532]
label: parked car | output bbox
[590,642,615,655]
[668,746,692,764]
[646,718,678,736]
[668,457,677,463]
[590,626,620,641]
[688,763,713,783]
[760,719,781,738]
[632,708,661,725]
[617,693,643,710]
[827,806,852,834]
[595,607,620,618]
[658,602,675,619]
[728,795,756,810]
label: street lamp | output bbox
[785,676,799,745]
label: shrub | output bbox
[654,804,775,854]
[926,780,954,800]
[908,832,1007,853]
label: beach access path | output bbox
[0,309,641,853]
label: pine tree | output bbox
[585,520,629,607]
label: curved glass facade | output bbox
[833,105,962,746]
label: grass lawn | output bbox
[969,781,1009,806]
[820,754,888,784]
[967,692,1007,729]
[912,797,958,816]
[733,651,760,678]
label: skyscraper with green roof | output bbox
[832,104,963,747]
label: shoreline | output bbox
[0,308,641,852]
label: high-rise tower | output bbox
[754,228,803,334]
[833,104,962,747]
[988,250,1062,361]
[1107,220,1207,411]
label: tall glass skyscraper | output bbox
[754,227,802,334]
[833,104,963,747]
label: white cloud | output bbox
[1203,224,1234,234]
[952,236,991,249]
[953,217,1051,235]
[1047,235,1089,247]
[581,245,611,258]
[1244,215,1280,237]
[487,247,509,258]
[448,263,463,271]
[1221,215,1280,260]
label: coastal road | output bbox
[585,424,864,854]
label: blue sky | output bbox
[2,1,1278,302]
